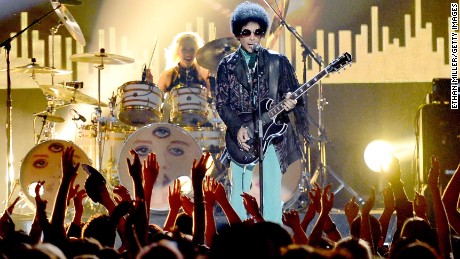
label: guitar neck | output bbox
[267,69,329,120]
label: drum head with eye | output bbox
[20,140,91,213]
[118,123,203,211]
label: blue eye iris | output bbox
[48,142,64,153]
[168,147,184,156]
[134,146,151,156]
[33,159,48,168]
[153,127,170,138]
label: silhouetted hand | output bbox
[82,164,107,204]
[382,185,395,212]
[241,192,261,220]
[282,210,301,229]
[61,146,80,182]
[382,156,402,185]
[143,153,159,196]
[344,196,359,226]
[113,185,132,204]
[127,149,143,183]
[321,185,334,216]
[168,179,183,212]
[181,195,194,216]
[413,191,427,219]
[309,183,322,213]
[34,181,47,213]
[362,187,375,217]
[192,152,211,190]
[204,176,218,206]
[428,155,440,188]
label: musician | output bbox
[147,31,210,94]
[215,2,309,223]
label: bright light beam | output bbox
[364,140,395,173]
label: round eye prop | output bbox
[81,164,106,203]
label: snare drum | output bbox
[118,123,202,211]
[169,84,208,126]
[118,81,163,126]
[184,126,225,152]
[20,140,90,213]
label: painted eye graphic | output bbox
[48,142,64,153]
[153,127,170,138]
[134,146,151,156]
[168,147,184,156]
[33,159,48,169]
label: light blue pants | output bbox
[229,144,282,224]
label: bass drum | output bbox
[20,140,90,213]
[249,159,303,210]
[118,123,203,211]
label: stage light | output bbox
[28,182,45,197]
[177,175,192,194]
[364,140,395,172]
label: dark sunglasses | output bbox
[240,28,265,37]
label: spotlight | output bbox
[28,182,45,197]
[364,140,395,173]
[177,175,192,194]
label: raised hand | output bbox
[241,192,263,221]
[127,149,143,183]
[321,185,334,216]
[413,191,427,220]
[282,210,301,229]
[344,196,359,227]
[5,197,20,215]
[168,179,183,212]
[181,195,194,216]
[34,181,47,212]
[382,155,402,185]
[61,146,80,182]
[192,152,211,190]
[113,185,132,204]
[143,153,159,209]
[203,176,218,206]
[309,183,322,213]
[382,185,395,212]
[361,187,375,217]
[428,155,440,187]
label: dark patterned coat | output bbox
[216,47,309,173]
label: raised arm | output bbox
[282,210,308,244]
[428,156,451,258]
[164,179,182,231]
[203,176,218,246]
[241,192,264,223]
[308,185,334,247]
[378,185,395,248]
[51,146,79,239]
[442,162,460,234]
[143,152,159,214]
[191,152,211,246]
[213,181,242,225]
[360,187,376,255]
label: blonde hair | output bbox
[164,32,205,69]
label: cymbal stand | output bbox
[95,54,105,173]
[0,2,62,200]
[50,22,63,85]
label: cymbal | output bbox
[33,111,65,123]
[4,60,72,75]
[196,37,239,71]
[51,0,86,46]
[40,85,108,107]
[71,48,135,65]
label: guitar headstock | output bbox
[325,52,353,73]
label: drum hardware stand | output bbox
[1,2,63,201]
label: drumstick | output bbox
[147,37,159,69]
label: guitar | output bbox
[225,52,353,166]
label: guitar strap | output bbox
[267,51,280,101]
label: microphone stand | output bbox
[0,3,62,199]
[254,54,264,215]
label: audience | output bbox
[0,143,458,259]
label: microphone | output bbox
[71,109,87,122]
[251,43,262,53]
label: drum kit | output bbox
[7,32,244,213]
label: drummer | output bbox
[146,32,210,95]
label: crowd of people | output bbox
[0,146,459,258]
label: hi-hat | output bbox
[3,59,72,75]
[71,48,135,65]
[196,37,239,71]
[50,0,86,46]
[33,111,65,123]
[40,85,107,106]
